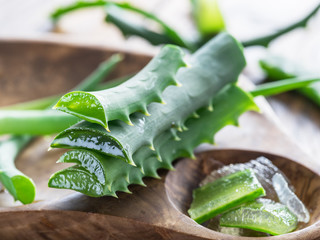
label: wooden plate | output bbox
[0,38,319,239]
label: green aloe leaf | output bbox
[0,136,35,204]
[51,33,246,166]
[260,55,320,106]
[53,45,186,129]
[0,55,122,204]
[49,84,259,197]
[51,0,107,20]
[242,3,320,47]
[105,2,193,50]
[0,75,132,136]
[191,0,225,37]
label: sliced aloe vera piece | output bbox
[220,199,298,235]
[54,45,186,129]
[188,169,265,224]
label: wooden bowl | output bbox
[165,149,320,239]
[0,38,319,239]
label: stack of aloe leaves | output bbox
[48,33,249,197]
[45,33,320,197]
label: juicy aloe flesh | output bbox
[54,45,186,129]
[49,85,259,197]
[51,33,246,166]
[188,169,266,224]
[220,199,298,235]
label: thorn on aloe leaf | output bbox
[181,123,188,131]
[126,120,134,126]
[208,103,214,112]
[170,128,181,141]
[139,167,145,174]
[122,187,132,194]
[192,112,200,118]
[141,106,151,116]
[149,144,155,151]
[125,175,130,183]
[177,125,183,132]
[156,154,162,162]
[175,81,182,87]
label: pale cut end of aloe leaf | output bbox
[11,175,36,204]
[54,91,108,128]
[0,172,36,204]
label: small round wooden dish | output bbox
[166,149,320,240]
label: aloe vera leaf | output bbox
[0,75,131,136]
[188,169,266,224]
[220,199,298,235]
[51,0,107,20]
[260,55,320,106]
[105,2,193,50]
[50,1,192,50]
[54,45,186,129]
[2,73,314,136]
[191,0,225,36]
[250,77,320,97]
[242,3,320,47]
[49,84,259,197]
[50,1,319,51]
[0,55,121,204]
[0,110,79,135]
[51,33,246,166]
[0,136,35,204]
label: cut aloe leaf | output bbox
[220,199,298,235]
[191,0,225,36]
[54,45,186,129]
[0,136,35,204]
[49,84,259,197]
[260,55,320,106]
[188,169,266,224]
[51,33,246,166]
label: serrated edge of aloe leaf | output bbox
[53,45,187,130]
[49,85,259,197]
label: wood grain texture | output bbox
[0,39,320,239]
